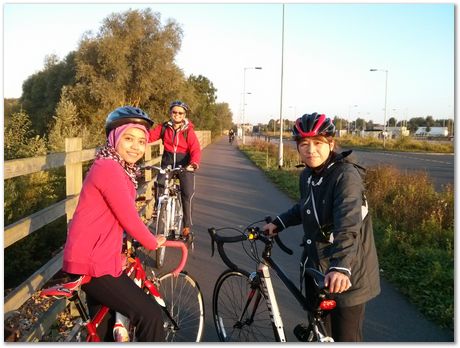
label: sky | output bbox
[2,1,455,126]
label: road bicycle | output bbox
[144,165,193,269]
[40,239,205,342]
[207,218,336,342]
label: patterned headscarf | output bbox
[95,124,148,188]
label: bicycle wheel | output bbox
[157,272,205,342]
[213,270,276,342]
[155,200,168,268]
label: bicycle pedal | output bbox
[293,323,311,342]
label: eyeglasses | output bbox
[171,111,185,116]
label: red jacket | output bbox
[149,120,201,168]
[63,159,159,277]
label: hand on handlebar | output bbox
[186,163,198,172]
[262,223,279,237]
[156,235,167,249]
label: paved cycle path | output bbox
[174,137,453,342]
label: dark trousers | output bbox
[81,273,165,342]
[157,170,195,228]
[323,303,366,342]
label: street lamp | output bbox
[370,68,388,148]
[242,66,262,145]
[278,3,285,168]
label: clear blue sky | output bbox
[3,2,455,126]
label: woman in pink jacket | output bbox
[62,106,166,341]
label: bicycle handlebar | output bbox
[142,165,185,176]
[162,240,188,277]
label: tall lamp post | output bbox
[278,3,285,168]
[370,68,388,148]
[242,66,262,145]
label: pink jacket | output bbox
[63,159,158,277]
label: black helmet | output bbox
[105,106,154,136]
[292,113,336,140]
[169,100,190,113]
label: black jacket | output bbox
[273,150,380,307]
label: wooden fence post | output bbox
[65,138,83,224]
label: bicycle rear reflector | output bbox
[319,299,336,310]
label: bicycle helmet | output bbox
[169,100,190,113]
[105,106,154,136]
[292,113,336,140]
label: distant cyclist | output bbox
[149,100,201,243]
[228,128,235,144]
[263,112,380,342]
[62,106,167,341]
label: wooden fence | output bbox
[4,131,211,341]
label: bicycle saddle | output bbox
[304,268,326,290]
[40,275,92,299]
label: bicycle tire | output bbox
[157,272,205,342]
[213,270,277,342]
[155,201,168,268]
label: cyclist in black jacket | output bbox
[263,112,380,342]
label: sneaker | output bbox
[182,227,190,238]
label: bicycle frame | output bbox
[209,225,335,342]
[40,240,188,342]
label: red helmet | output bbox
[292,113,335,140]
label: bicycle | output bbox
[40,239,205,342]
[144,165,193,269]
[208,218,336,342]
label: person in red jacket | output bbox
[149,100,201,242]
[63,106,166,341]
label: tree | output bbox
[48,88,93,151]
[20,52,76,136]
[186,74,218,130]
[408,117,425,133]
[388,117,397,127]
[366,120,374,130]
[66,8,184,140]
[355,117,366,131]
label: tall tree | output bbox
[186,74,218,130]
[66,8,184,139]
[20,53,76,136]
[48,88,93,151]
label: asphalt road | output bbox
[158,137,453,342]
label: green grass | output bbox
[239,140,454,331]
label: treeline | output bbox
[5,8,232,156]
[261,115,453,134]
[4,8,232,289]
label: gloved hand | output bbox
[186,163,198,172]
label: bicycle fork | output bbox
[256,264,286,342]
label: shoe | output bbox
[182,227,190,239]
[181,228,194,245]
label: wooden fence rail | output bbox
[4,131,211,341]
